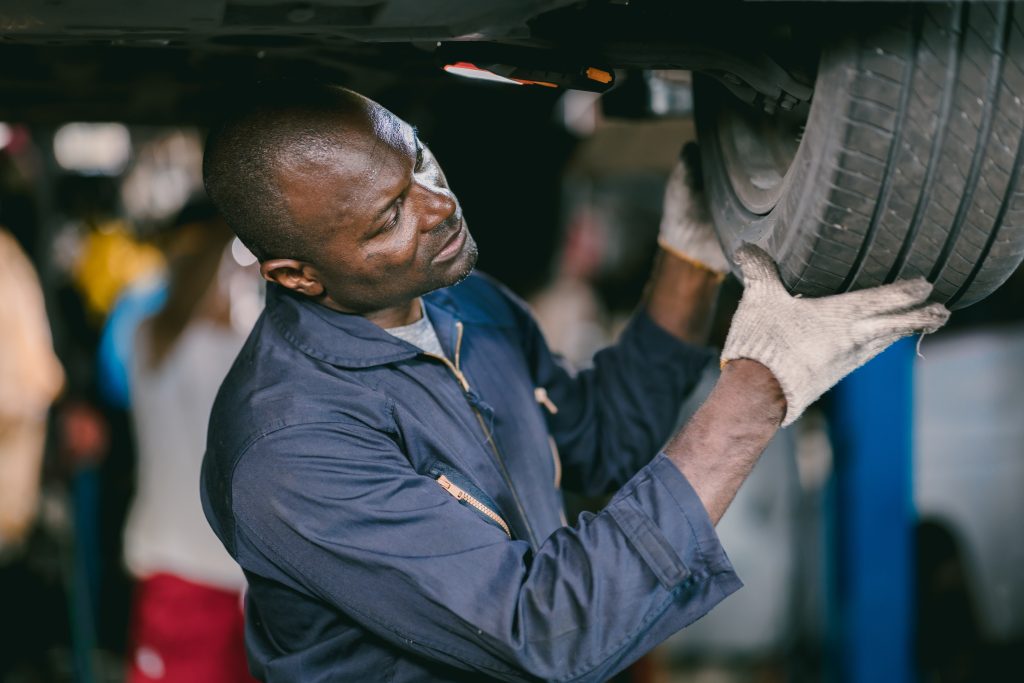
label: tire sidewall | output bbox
[695,37,860,294]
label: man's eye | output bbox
[379,204,401,235]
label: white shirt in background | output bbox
[123,319,248,591]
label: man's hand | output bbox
[722,245,951,426]
[666,246,949,523]
[657,143,730,276]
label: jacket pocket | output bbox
[428,462,512,539]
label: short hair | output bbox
[202,83,367,262]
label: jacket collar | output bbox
[265,282,466,369]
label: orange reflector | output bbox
[586,67,613,84]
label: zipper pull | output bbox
[534,387,559,415]
[436,475,465,500]
[436,474,512,538]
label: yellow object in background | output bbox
[72,220,164,319]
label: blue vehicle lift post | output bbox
[826,337,917,683]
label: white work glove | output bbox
[722,245,950,426]
[658,143,731,275]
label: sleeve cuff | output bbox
[607,452,741,593]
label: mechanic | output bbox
[199,85,948,682]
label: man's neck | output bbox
[363,298,423,329]
[312,289,422,329]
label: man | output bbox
[200,85,948,682]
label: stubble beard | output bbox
[447,234,479,287]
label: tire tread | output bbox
[793,1,1024,307]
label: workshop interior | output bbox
[1,0,1023,681]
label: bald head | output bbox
[204,83,473,320]
[202,84,394,262]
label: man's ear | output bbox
[260,259,325,297]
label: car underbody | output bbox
[0,0,818,122]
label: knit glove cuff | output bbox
[658,143,730,275]
[721,245,950,426]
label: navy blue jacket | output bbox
[201,273,741,682]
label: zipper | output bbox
[423,321,539,547]
[436,475,512,538]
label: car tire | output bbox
[695,1,1024,308]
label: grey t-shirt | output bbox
[385,302,445,358]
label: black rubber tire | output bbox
[696,1,1024,309]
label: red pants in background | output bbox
[127,573,256,683]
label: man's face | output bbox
[275,100,477,314]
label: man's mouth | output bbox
[433,218,466,262]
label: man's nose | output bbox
[412,181,457,232]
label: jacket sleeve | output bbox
[231,420,741,683]
[503,283,715,496]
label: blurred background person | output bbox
[120,197,260,683]
[0,226,64,554]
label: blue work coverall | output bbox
[201,272,742,682]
